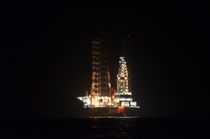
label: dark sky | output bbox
[1,2,209,118]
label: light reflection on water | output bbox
[6,118,200,139]
[89,116,139,119]
[85,118,141,139]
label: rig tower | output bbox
[116,57,129,95]
[90,37,111,97]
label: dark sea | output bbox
[1,118,208,139]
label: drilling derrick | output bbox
[112,57,139,108]
[90,37,112,107]
[117,57,129,95]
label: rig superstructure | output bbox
[77,36,140,116]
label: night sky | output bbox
[1,2,208,118]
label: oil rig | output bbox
[77,35,140,117]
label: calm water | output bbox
[2,118,208,139]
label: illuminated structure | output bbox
[91,37,111,96]
[77,36,140,116]
[117,57,129,95]
[112,57,139,108]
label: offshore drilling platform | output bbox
[77,36,140,117]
